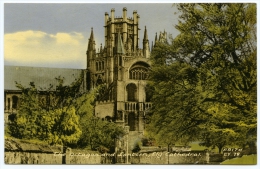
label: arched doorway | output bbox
[128,112,135,131]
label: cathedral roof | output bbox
[4,66,83,91]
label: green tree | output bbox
[8,72,85,146]
[8,72,125,150]
[147,3,256,153]
[82,116,125,152]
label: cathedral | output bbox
[86,7,151,133]
[86,8,153,148]
[4,7,167,151]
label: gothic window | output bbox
[129,67,148,80]
[102,61,104,70]
[96,62,98,71]
[99,62,102,71]
[8,98,10,110]
[12,96,18,109]
[129,62,149,80]
[126,83,137,101]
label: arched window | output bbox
[126,83,137,101]
[96,62,98,71]
[129,62,149,80]
[119,56,122,66]
[102,61,104,70]
[7,98,10,110]
[99,62,102,71]
[12,95,18,109]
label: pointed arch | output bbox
[129,61,150,80]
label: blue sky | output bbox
[3,3,180,69]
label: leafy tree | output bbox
[147,3,256,153]
[8,72,85,146]
[8,72,125,151]
[83,117,125,152]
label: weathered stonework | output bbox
[4,138,104,164]
[86,8,155,150]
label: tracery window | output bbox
[96,61,105,71]
[129,67,148,80]
[129,62,149,80]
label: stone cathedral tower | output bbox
[86,8,152,149]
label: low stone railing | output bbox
[125,102,152,112]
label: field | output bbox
[189,142,219,153]
[220,154,257,165]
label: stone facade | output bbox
[86,8,153,149]
[4,138,105,164]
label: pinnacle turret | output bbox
[90,27,94,41]
[143,26,150,58]
[87,27,96,51]
[143,26,148,41]
[86,27,96,67]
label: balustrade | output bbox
[125,102,152,111]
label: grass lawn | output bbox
[189,142,219,153]
[220,154,257,165]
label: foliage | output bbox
[82,117,125,153]
[8,72,85,145]
[147,3,256,153]
[132,142,141,152]
[220,154,257,165]
[8,71,125,150]
[141,137,156,146]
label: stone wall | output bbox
[5,152,62,164]
[95,101,114,119]
[5,138,211,164]
[4,138,104,164]
[130,150,209,164]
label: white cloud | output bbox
[4,30,89,69]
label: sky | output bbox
[3,2,180,69]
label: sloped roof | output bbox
[4,66,83,91]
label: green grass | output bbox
[221,154,257,165]
[189,142,219,153]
